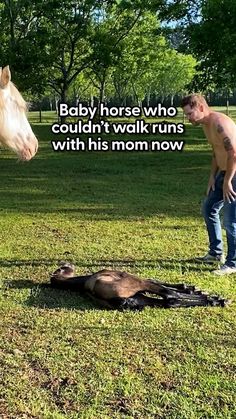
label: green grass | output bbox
[0,110,235,418]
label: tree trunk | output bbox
[99,78,106,106]
[60,85,68,123]
[146,87,151,107]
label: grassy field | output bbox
[0,109,235,418]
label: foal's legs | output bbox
[157,281,196,294]
[129,292,227,309]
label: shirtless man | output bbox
[181,94,236,275]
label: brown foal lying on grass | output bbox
[50,263,228,310]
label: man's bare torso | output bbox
[203,111,236,171]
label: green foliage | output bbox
[110,12,166,103]
[0,0,198,104]
[84,5,143,103]
[154,50,197,99]
[0,0,49,93]
[85,11,197,105]
[186,0,236,89]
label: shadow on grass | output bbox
[0,257,213,273]
[5,279,95,311]
[0,257,214,281]
[0,259,59,267]
[95,258,213,273]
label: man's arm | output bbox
[216,122,236,202]
[207,151,219,195]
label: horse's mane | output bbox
[0,81,27,113]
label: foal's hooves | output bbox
[208,295,230,307]
[183,284,196,294]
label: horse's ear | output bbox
[1,65,11,87]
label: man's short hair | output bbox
[181,94,209,109]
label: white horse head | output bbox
[0,65,38,160]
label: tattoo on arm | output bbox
[217,124,224,134]
[223,137,233,151]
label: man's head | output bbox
[181,94,210,125]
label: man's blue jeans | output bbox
[202,171,236,267]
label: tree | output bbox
[0,0,198,106]
[0,0,120,101]
[185,0,236,90]
[153,50,197,103]
[106,12,168,106]
[83,4,159,106]
[108,12,197,106]
[0,0,49,94]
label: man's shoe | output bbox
[213,264,236,275]
[195,252,225,264]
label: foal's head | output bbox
[0,65,38,160]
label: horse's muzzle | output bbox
[20,135,38,161]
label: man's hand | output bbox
[207,174,215,195]
[223,179,236,202]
